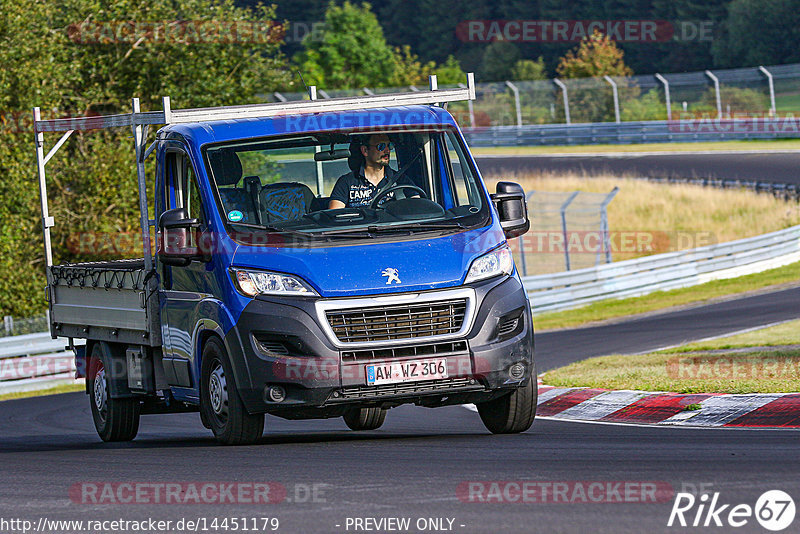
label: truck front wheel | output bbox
[200,338,264,445]
[88,344,140,442]
[476,377,537,434]
[343,407,386,431]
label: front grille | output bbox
[326,299,467,344]
[337,377,481,400]
[342,341,468,362]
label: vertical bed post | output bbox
[33,108,54,268]
[132,98,154,273]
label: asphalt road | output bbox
[535,285,800,372]
[2,287,799,534]
[475,152,800,184]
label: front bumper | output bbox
[224,275,534,417]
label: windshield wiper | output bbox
[229,221,314,238]
[381,220,468,231]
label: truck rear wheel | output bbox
[88,344,140,442]
[343,407,386,431]
[200,338,264,445]
[477,377,537,434]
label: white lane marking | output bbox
[553,390,650,421]
[534,415,800,431]
[639,319,798,354]
[659,394,786,426]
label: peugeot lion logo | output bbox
[381,268,401,285]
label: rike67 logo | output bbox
[668,490,795,531]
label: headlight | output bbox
[464,245,514,284]
[232,269,318,297]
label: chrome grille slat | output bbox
[326,299,467,343]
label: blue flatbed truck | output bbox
[33,75,536,445]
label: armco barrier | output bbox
[523,224,800,313]
[0,333,84,395]
[463,119,800,147]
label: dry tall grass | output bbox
[483,171,800,274]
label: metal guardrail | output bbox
[523,224,800,314]
[463,119,800,147]
[0,333,83,395]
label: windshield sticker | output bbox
[227,210,244,222]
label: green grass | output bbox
[534,260,800,331]
[664,319,800,352]
[0,383,84,402]
[471,139,800,156]
[543,320,800,394]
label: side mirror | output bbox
[490,181,530,239]
[157,208,203,266]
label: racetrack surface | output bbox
[476,152,800,184]
[2,287,799,533]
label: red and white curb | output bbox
[535,385,800,427]
[465,382,800,428]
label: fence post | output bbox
[560,191,579,271]
[654,73,671,120]
[758,66,777,118]
[553,78,571,124]
[603,76,621,123]
[4,316,12,336]
[705,70,722,118]
[599,187,620,265]
[363,87,374,96]
[458,83,476,127]
[505,81,523,128]
[273,92,287,102]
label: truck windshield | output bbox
[204,129,488,240]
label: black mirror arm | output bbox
[161,218,200,230]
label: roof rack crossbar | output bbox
[33,74,476,133]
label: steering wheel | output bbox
[370,185,428,209]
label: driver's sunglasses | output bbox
[369,142,394,152]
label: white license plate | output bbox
[366,358,448,386]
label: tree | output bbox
[555,31,634,123]
[296,1,397,88]
[511,58,547,81]
[296,1,466,89]
[711,0,800,67]
[556,30,633,79]
[478,41,522,82]
[0,0,290,317]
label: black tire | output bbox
[200,337,264,445]
[88,343,140,442]
[477,377,537,434]
[343,407,386,431]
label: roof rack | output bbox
[34,73,475,133]
[32,73,475,272]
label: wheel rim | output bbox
[208,361,228,420]
[93,363,108,423]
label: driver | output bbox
[328,133,418,209]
